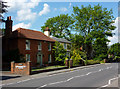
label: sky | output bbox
[1,0,119,46]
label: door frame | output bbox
[37,54,42,66]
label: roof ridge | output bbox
[14,27,56,42]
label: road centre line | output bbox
[38,66,113,88]
[1,64,113,87]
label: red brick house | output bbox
[2,16,55,67]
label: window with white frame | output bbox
[48,54,51,63]
[48,43,51,51]
[38,41,42,50]
[26,40,30,50]
[26,54,30,61]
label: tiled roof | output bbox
[11,28,55,42]
[50,36,71,43]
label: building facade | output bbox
[2,16,71,68]
[2,16,55,67]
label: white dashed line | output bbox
[39,67,113,88]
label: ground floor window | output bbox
[26,54,30,61]
[48,54,51,63]
[37,54,42,66]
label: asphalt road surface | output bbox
[2,63,120,89]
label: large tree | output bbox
[70,34,84,50]
[0,0,9,22]
[72,4,116,60]
[41,14,74,40]
[108,43,120,56]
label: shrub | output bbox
[71,49,87,66]
[52,41,67,65]
[100,60,105,63]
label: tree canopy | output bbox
[72,4,116,60]
[108,43,120,56]
[41,14,74,40]
[0,0,9,22]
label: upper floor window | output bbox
[26,40,30,50]
[38,41,42,50]
[64,43,67,49]
[26,54,30,61]
[48,43,51,51]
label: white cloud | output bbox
[4,0,40,21]
[16,9,37,21]
[54,8,57,11]
[60,7,68,12]
[4,0,41,11]
[39,3,50,16]
[108,17,119,46]
[13,23,31,31]
[69,2,72,8]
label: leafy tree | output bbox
[52,41,67,65]
[72,4,116,60]
[108,43,120,56]
[70,34,84,50]
[0,0,9,22]
[93,31,110,60]
[41,14,74,39]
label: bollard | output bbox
[11,61,15,73]
[104,59,106,63]
[70,59,73,68]
[27,61,31,75]
[65,59,69,68]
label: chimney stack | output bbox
[44,27,50,37]
[5,16,13,36]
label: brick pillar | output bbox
[70,59,73,68]
[26,61,31,75]
[65,59,69,68]
[11,61,15,73]
[104,59,106,63]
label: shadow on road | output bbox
[1,76,21,80]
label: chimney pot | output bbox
[44,27,50,36]
[9,16,11,20]
[7,17,9,20]
[7,16,11,20]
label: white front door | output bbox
[37,54,42,66]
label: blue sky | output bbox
[2,0,119,45]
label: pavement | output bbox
[1,63,120,89]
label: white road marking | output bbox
[86,72,92,75]
[39,67,113,88]
[41,84,47,87]
[67,77,74,81]
[3,64,114,88]
[97,75,120,89]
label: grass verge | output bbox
[32,65,66,71]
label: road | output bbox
[2,63,119,89]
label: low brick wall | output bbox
[11,61,31,75]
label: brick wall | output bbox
[11,61,31,75]
[17,38,55,67]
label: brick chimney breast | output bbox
[5,16,13,36]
